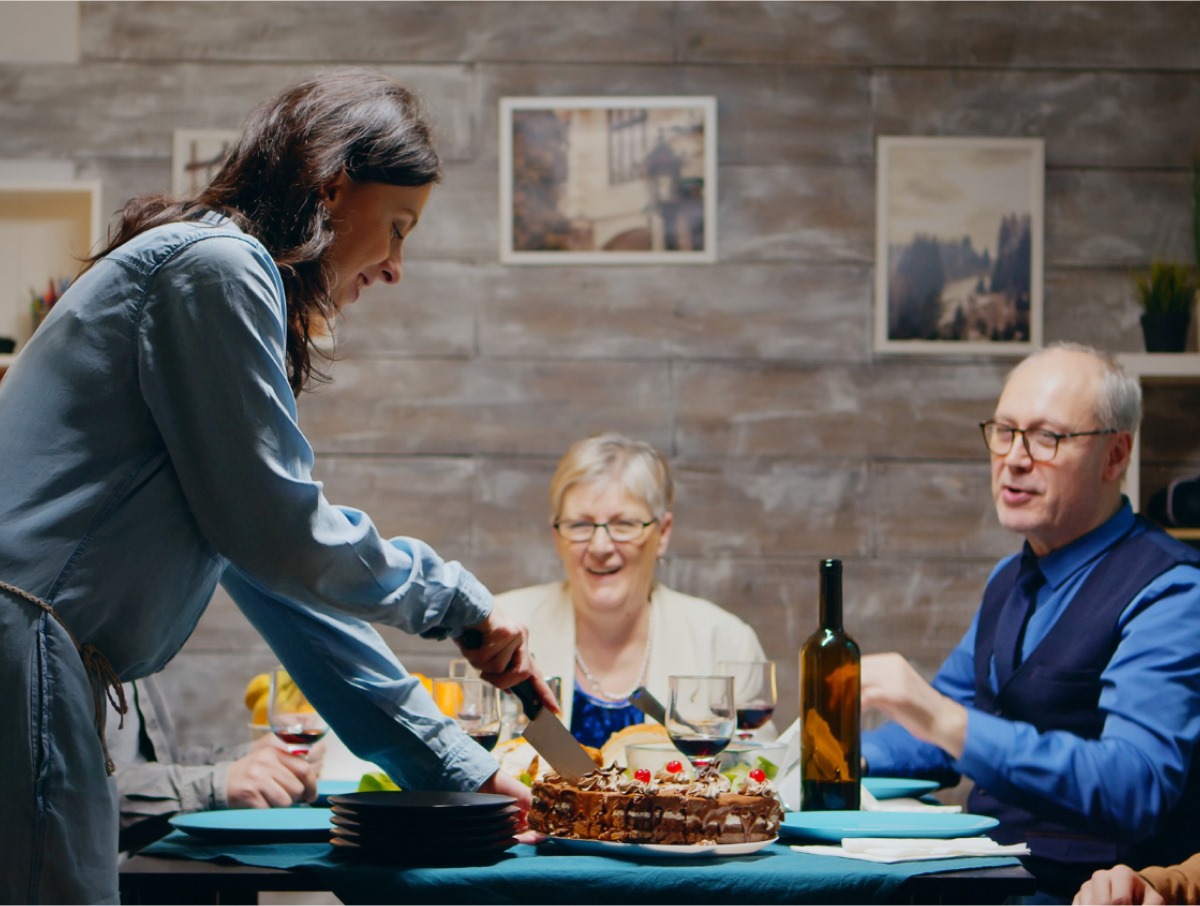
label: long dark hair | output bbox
[86,68,442,394]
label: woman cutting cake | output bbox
[496,433,770,748]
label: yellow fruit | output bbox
[251,698,268,727]
[411,672,433,693]
[244,673,270,711]
[431,681,464,717]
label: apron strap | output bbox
[0,579,128,775]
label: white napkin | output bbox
[861,785,961,814]
[790,835,1030,863]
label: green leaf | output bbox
[756,756,779,781]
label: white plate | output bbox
[543,836,777,858]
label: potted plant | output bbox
[1134,259,1196,352]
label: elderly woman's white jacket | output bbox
[494,581,769,730]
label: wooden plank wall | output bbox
[2,1,1198,743]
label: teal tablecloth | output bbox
[142,832,1022,904]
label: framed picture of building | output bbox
[499,96,717,264]
[171,129,238,196]
[875,136,1044,355]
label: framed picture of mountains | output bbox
[874,136,1044,355]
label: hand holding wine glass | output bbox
[266,667,328,757]
[718,660,778,739]
[433,677,502,752]
[667,674,735,770]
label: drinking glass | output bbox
[448,658,475,678]
[266,667,328,757]
[432,678,502,752]
[718,660,778,739]
[667,675,735,769]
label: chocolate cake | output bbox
[529,764,782,845]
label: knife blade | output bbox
[510,679,597,783]
[629,686,667,725]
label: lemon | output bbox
[358,771,401,792]
[244,673,270,711]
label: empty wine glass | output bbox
[432,678,501,752]
[718,660,778,739]
[667,674,735,770]
[266,667,328,757]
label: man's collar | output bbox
[1036,498,1134,589]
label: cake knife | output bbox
[629,686,667,725]
[510,679,597,783]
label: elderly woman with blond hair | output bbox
[496,433,769,748]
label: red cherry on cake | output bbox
[748,768,767,783]
[665,760,684,774]
[634,768,652,783]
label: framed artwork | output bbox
[171,129,238,196]
[499,96,717,264]
[875,136,1044,355]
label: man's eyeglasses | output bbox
[553,518,658,543]
[979,420,1118,463]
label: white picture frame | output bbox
[875,136,1045,355]
[500,96,717,264]
[171,129,239,196]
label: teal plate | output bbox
[170,807,333,843]
[315,780,359,806]
[863,777,941,800]
[780,811,999,843]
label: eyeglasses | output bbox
[979,420,1118,463]
[552,518,658,544]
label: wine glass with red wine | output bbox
[433,677,501,752]
[667,675,736,770]
[718,660,778,739]
[266,667,328,757]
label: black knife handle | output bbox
[630,686,667,724]
[510,678,544,721]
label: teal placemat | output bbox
[143,832,1022,904]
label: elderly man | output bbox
[861,343,1200,901]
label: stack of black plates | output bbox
[326,791,520,865]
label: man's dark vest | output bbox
[969,518,1200,897]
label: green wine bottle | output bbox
[799,558,861,810]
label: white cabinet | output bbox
[0,181,102,370]
[1118,353,1200,539]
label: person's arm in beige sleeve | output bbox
[1140,854,1200,904]
[1072,854,1200,906]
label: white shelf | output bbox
[1117,353,1200,512]
[1118,353,1200,380]
[0,180,102,364]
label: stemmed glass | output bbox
[667,675,736,770]
[266,667,328,757]
[433,678,502,752]
[718,660,778,739]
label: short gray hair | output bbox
[1015,342,1142,432]
[549,433,674,521]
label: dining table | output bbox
[119,830,1036,905]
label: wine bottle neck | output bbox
[820,563,843,631]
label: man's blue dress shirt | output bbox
[863,501,1200,840]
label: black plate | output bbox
[330,805,521,832]
[330,811,520,837]
[331,825,519,848]
[326,791,516,814]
